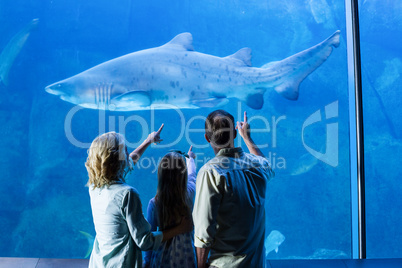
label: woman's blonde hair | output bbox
[85,132,132,189]
[155,152,190,230]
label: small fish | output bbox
[0,18,39,86]
[45,31,340,111]
[265,230,285,256]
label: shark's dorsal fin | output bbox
[224,47,252,67]
[164,33,194,51]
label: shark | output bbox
[45,30,340,111]
[0,18,39,86]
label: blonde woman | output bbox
[86,125,192,268]
[143,146,197,268]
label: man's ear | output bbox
[205,133,210,143]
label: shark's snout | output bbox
[45,81,82,106]
[45,83,66,96]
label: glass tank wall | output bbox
[359,0,402,259]
[0,0,398,260]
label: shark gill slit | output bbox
[108,83,112,108]
[98,84,102,109]
[95,85,99,108]
[100,84,103,109]
[103,84,107,109]
[96,83,110,109]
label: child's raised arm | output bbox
[186,145,197,198]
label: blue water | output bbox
[0,0,400,260]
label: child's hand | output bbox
[147,123,164,144]
[187,145,196,159]
[178,216,194,234]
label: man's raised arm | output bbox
[236,111,264,157]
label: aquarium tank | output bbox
[0,0,400,261]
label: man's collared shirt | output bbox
[193,147,274,268]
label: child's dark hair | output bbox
[156,152,190,230]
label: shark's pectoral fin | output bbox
[191,97,229,108]
[275,247,279,253]
[224,47,252,67]
[111,90,151,107]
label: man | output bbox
[193,109,274,268]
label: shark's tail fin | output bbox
[262,30,341,100]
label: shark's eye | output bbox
[57,84,62,88]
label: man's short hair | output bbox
[205,110,236,148]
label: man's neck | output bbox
[212,144,235,155]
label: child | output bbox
[144,146,197,268]
[86,125,192,268]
